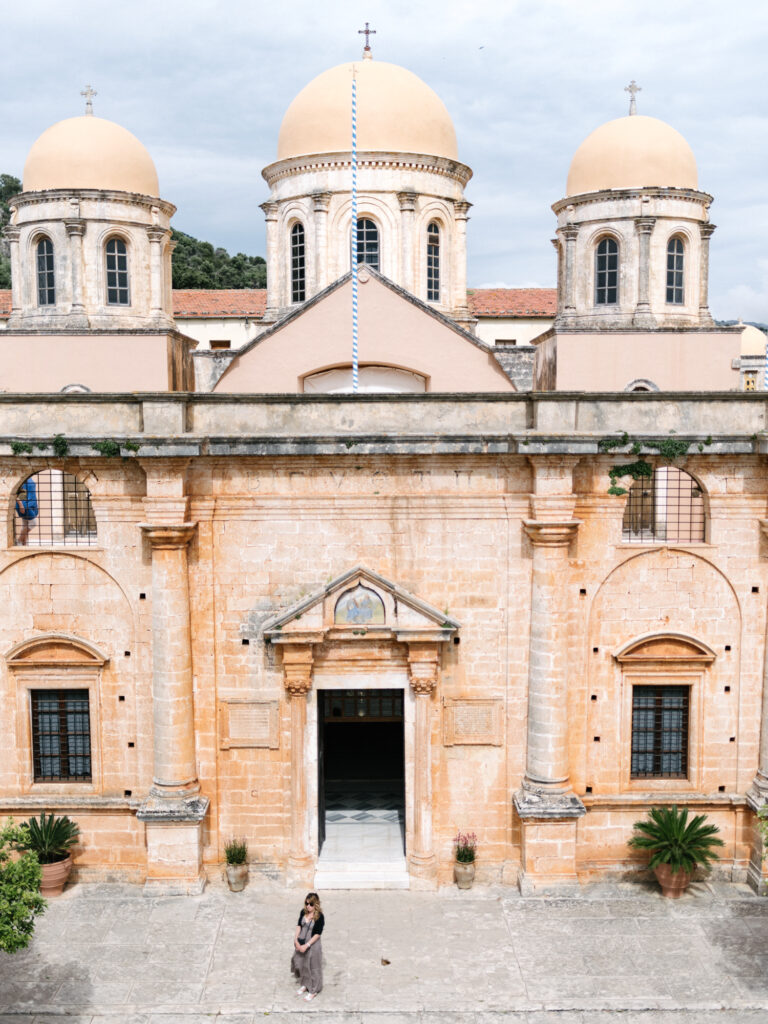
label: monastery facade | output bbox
[0,47,767,894]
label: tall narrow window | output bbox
[36,238,55,306]
[31,689,92,782]
[666,236,684,304]
[426,222,440,302]
[290,223,306,303]
[355,218,379,271]
[105,237,130,305]
[595,237,619,305]
[631,685,689,778]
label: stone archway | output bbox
[262,566,459,888]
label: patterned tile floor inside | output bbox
[324,779,404,824]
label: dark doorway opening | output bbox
[317,689,405,855]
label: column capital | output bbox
[407,642,439,695]
[147,226,169,244]
[454,200,472,219]
[634,217,656,235]
[523,520,581,547]
[312,191,332,213]
[139,523,196,549]
[397,191,418,212]
[260,200,279,220]
[700,222,716,240]
[4,225,20,243]
[64,219,86,237]
[282,643,314,696]
[560,224,579,242]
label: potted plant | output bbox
[453,830,477,889]
[628,804,724,898]
[224,837,248,891]
[22,812,80,897]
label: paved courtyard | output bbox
[1,875,768,1022]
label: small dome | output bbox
[23,116,159,196]
[740,324,767,356]
[566,115,698,196]
[277,59,458,161]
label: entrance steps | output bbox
[314,856,409,890]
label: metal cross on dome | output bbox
[624,80,641,116]
[358,22,376,53]
[81,84,97,116]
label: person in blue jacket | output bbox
[15,478,38,545]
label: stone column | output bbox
[558,225,579,324]
[5,225,21,325]
[64,219,88,327]
[312,192,332,296]
[283,643,315,886]
[260,200,280,317]
[746,520,768,893]
[633,218,656,327]
[147,226,168,318]
[698,223,716,325]
[397,191,417,293]
[452,200,471,316]
[137,521,208,894]
[407,642,439,888]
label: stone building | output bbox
[0,46,767,895]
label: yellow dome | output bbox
[566,115,698,196]
[740,324,767,356]
[23,116,159,196]
[277,59,458,161]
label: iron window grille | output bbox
[622,467,705,544]
[14,470,97,547]
[631,685,689,778]
[323,689,403,722]
[355,218,379,271]
[426,222,440,302]
[36,238,55,306]
[745,373,757,392]
[105,237,130,305]
[666,236,684,304]
[291,222,306,303]
[595,237,619,305]
[31,689,92,782]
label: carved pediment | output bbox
[262,565,459,644]
[6,633,109,668]
[615,633,715,664]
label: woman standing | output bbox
[291,891,324,1001]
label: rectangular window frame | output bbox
[31,688,92,782]
[36,240,56,307]
[595,243,619,306]
[666,241,685,305]
[105,241,130,306]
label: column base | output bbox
[514,788,585,893]
[137,793,209,895]
[746,779,768,895]
[408,852,438,890]
[632,308,657,328]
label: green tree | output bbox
[0,818,46,954]
[0,174,21,289]
[171,229,266,289]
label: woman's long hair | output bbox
[304,891,323,922]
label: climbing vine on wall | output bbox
[598,434,713,496]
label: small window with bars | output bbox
[13,470,97,547]
[36,238,56,306]
[631,685,689,778]
[595,237,619,305]
[622,466,705,544]
[31,689,92,782]
[354,218,379,271]
[426,221,440,302]
[105,237,130,305]
[291,222,306,303]
[744,372,757,392]
[666,236,685,304]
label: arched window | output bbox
[105,237,130,305]
[666,236,685,304]
[426,222,440,302]
[36,238,55,306]
[13,471,97,548]
[622,467,705,543]
[290,222,306,303]
[354,218,379,271]
[595,237,619,305]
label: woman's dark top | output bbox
[297,910,325,935]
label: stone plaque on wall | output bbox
[443,699,503,746]
[219,700,279,749]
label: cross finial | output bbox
[80,84,97,116]
[358,21,376,58]
[624,80,641,116]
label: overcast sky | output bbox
[2,0,766,320]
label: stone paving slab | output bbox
[0,878,767,1019]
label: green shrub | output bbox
[628,805,724,874]
[0,818,46,953]
[22,812,80,865]
[224,838,248,865]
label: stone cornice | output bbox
[9,189,176,216]
[552,186,713,215]
[523,520,581,546]
[262,150,473,187]
[139,523,197,549]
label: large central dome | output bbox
[277,58,458,162]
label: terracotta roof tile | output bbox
[172,289,268,318]
[467,288,557,316]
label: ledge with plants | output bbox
[628,804,724,898]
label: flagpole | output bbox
[351,67,359,394]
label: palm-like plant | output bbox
[22,812,80,865]
[628,805,724,875]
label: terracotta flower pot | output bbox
[40,855,73,897]
[226,863,248,892]
[653,862,692,899]
[454,860,475,889]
